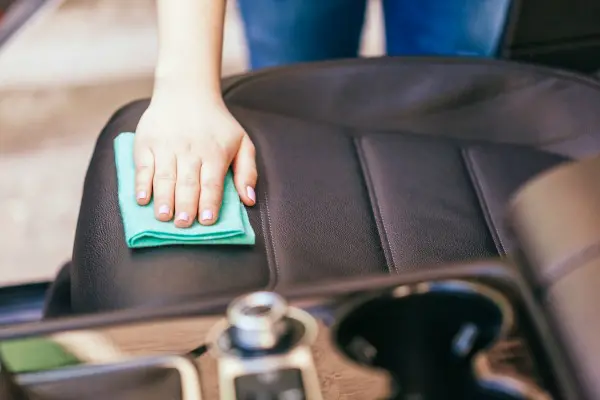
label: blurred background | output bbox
[0,0,384,286]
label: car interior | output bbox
[1,0,600,398]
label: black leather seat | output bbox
[65,57,600,314]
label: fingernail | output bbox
[159,205,170,215]
[246,186,256,202]
[176,212,190,222]
[136,191,147,201]
[201,210,213,221]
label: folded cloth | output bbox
[114,132,255,248]
[0,338,80,373]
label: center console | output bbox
[0,262,574,400]
[207,279,552,400]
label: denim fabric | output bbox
[236,0,513,69]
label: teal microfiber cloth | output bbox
[114,132,255,248]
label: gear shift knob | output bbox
[211,292,322,399]
[227,291,289,351]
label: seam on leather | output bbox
[260,192,280,288]
[223,59,600,148]
[461,148,507,256]
[543,241,600,288]
[352,136,398,274]
[228,103,582,149]
[231,103,423,139]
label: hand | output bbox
[134,93,257,228]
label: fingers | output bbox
[233,135,258,206]
[152,151,177,222]
[199,159,229,225]
[134,145,154,205]
[174,156,201,228]
[138,134,256,228]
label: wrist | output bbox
[152,74,223,104]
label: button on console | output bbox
[234,368,306,400]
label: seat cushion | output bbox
[70,58,600,313]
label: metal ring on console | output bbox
[208,305,318,358]
[226,291,289,351]
[392,280,515,343]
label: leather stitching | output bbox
[544,241,600,287]
[353,136,398,274]
[230,103,588,149]
[461,148,507,255]
[260,192,280,288]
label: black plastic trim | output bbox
[0,281,50,325]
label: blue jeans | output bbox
[237,0,513,70]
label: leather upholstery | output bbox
[511,156,600,286]
[70,58,600,314]
[510,156,600,399]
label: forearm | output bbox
[154,0,226,99]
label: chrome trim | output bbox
[208,306,319,358]
[227,291,289,351]
[391,279,515,344]
[452,322,479,357]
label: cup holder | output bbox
[333,280,526,400]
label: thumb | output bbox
[232,135,258,206]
